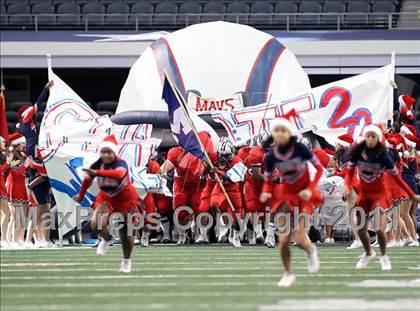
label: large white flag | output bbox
[212,63,394,146]
[39,72,169,238]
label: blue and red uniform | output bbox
[384,150,409,203]
[28,159,51,206]
[6,153,29,205]
[0,161,9,200]
[263,141,323,215]
[402,156,419,194]
[345,146,415,213]
[79,158,139,213]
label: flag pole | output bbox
[164,73,237,212]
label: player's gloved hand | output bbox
[273,176,282,184]
[260,192,272,203]
[221,174,231,183]
[298,188,312,201]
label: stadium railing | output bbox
[0,12,418,31]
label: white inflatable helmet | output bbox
[217,137,235,160]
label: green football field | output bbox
[1,245,419,311]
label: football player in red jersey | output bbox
[73,135,140,273]
[244,132,270,245]
[197,137,244,247]
[160,133,212,245]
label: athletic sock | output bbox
[267,222,276,237]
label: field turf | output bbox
[1,245,420,311]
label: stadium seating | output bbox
[249,1,273,25]
[154,2,177,25]
[178,2,201,25]
[226,2,249,24]
[202,1,225,23]
[0,1,406,31]
[0,0,402,29]
[106,2,129,25]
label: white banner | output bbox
[39,72,169,238]
[212,63,394,146]
[187,92,244,115]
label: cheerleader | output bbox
[1,137,14,247]
[73,134,140,273]
[17,81,53,157]
[260,112,323,287]
[6,133,32,247]
[344,125,420,270]
[27,147,52,247]
[384,135,410,247]
[401,134,420,246]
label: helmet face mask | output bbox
[217,137,235,165]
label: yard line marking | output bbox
[258,299,420,311]
[347,279,420,288]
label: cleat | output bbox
[119,259,132,273]
[407,240,419,247]
[96,239,112,256]
[195,235,209,244]
[356,250,376,269]
[161,235,171,243]
[256,234,265,245]
[307,246,320,274]
[277,272,296,287]
[379,255,392,271]
[347,240,363,249]
[150,234,162,243]
[177,235,187,245]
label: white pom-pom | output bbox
[15,123,20,129]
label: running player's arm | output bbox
[160,147,179,175]
[74,161,101,202]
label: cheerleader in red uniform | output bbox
[0,136,14,247]
[344,125,420,271]
[384,134,410,247]
[73,134,140,273]
[6,133,32,246]
[260,113,323,287]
